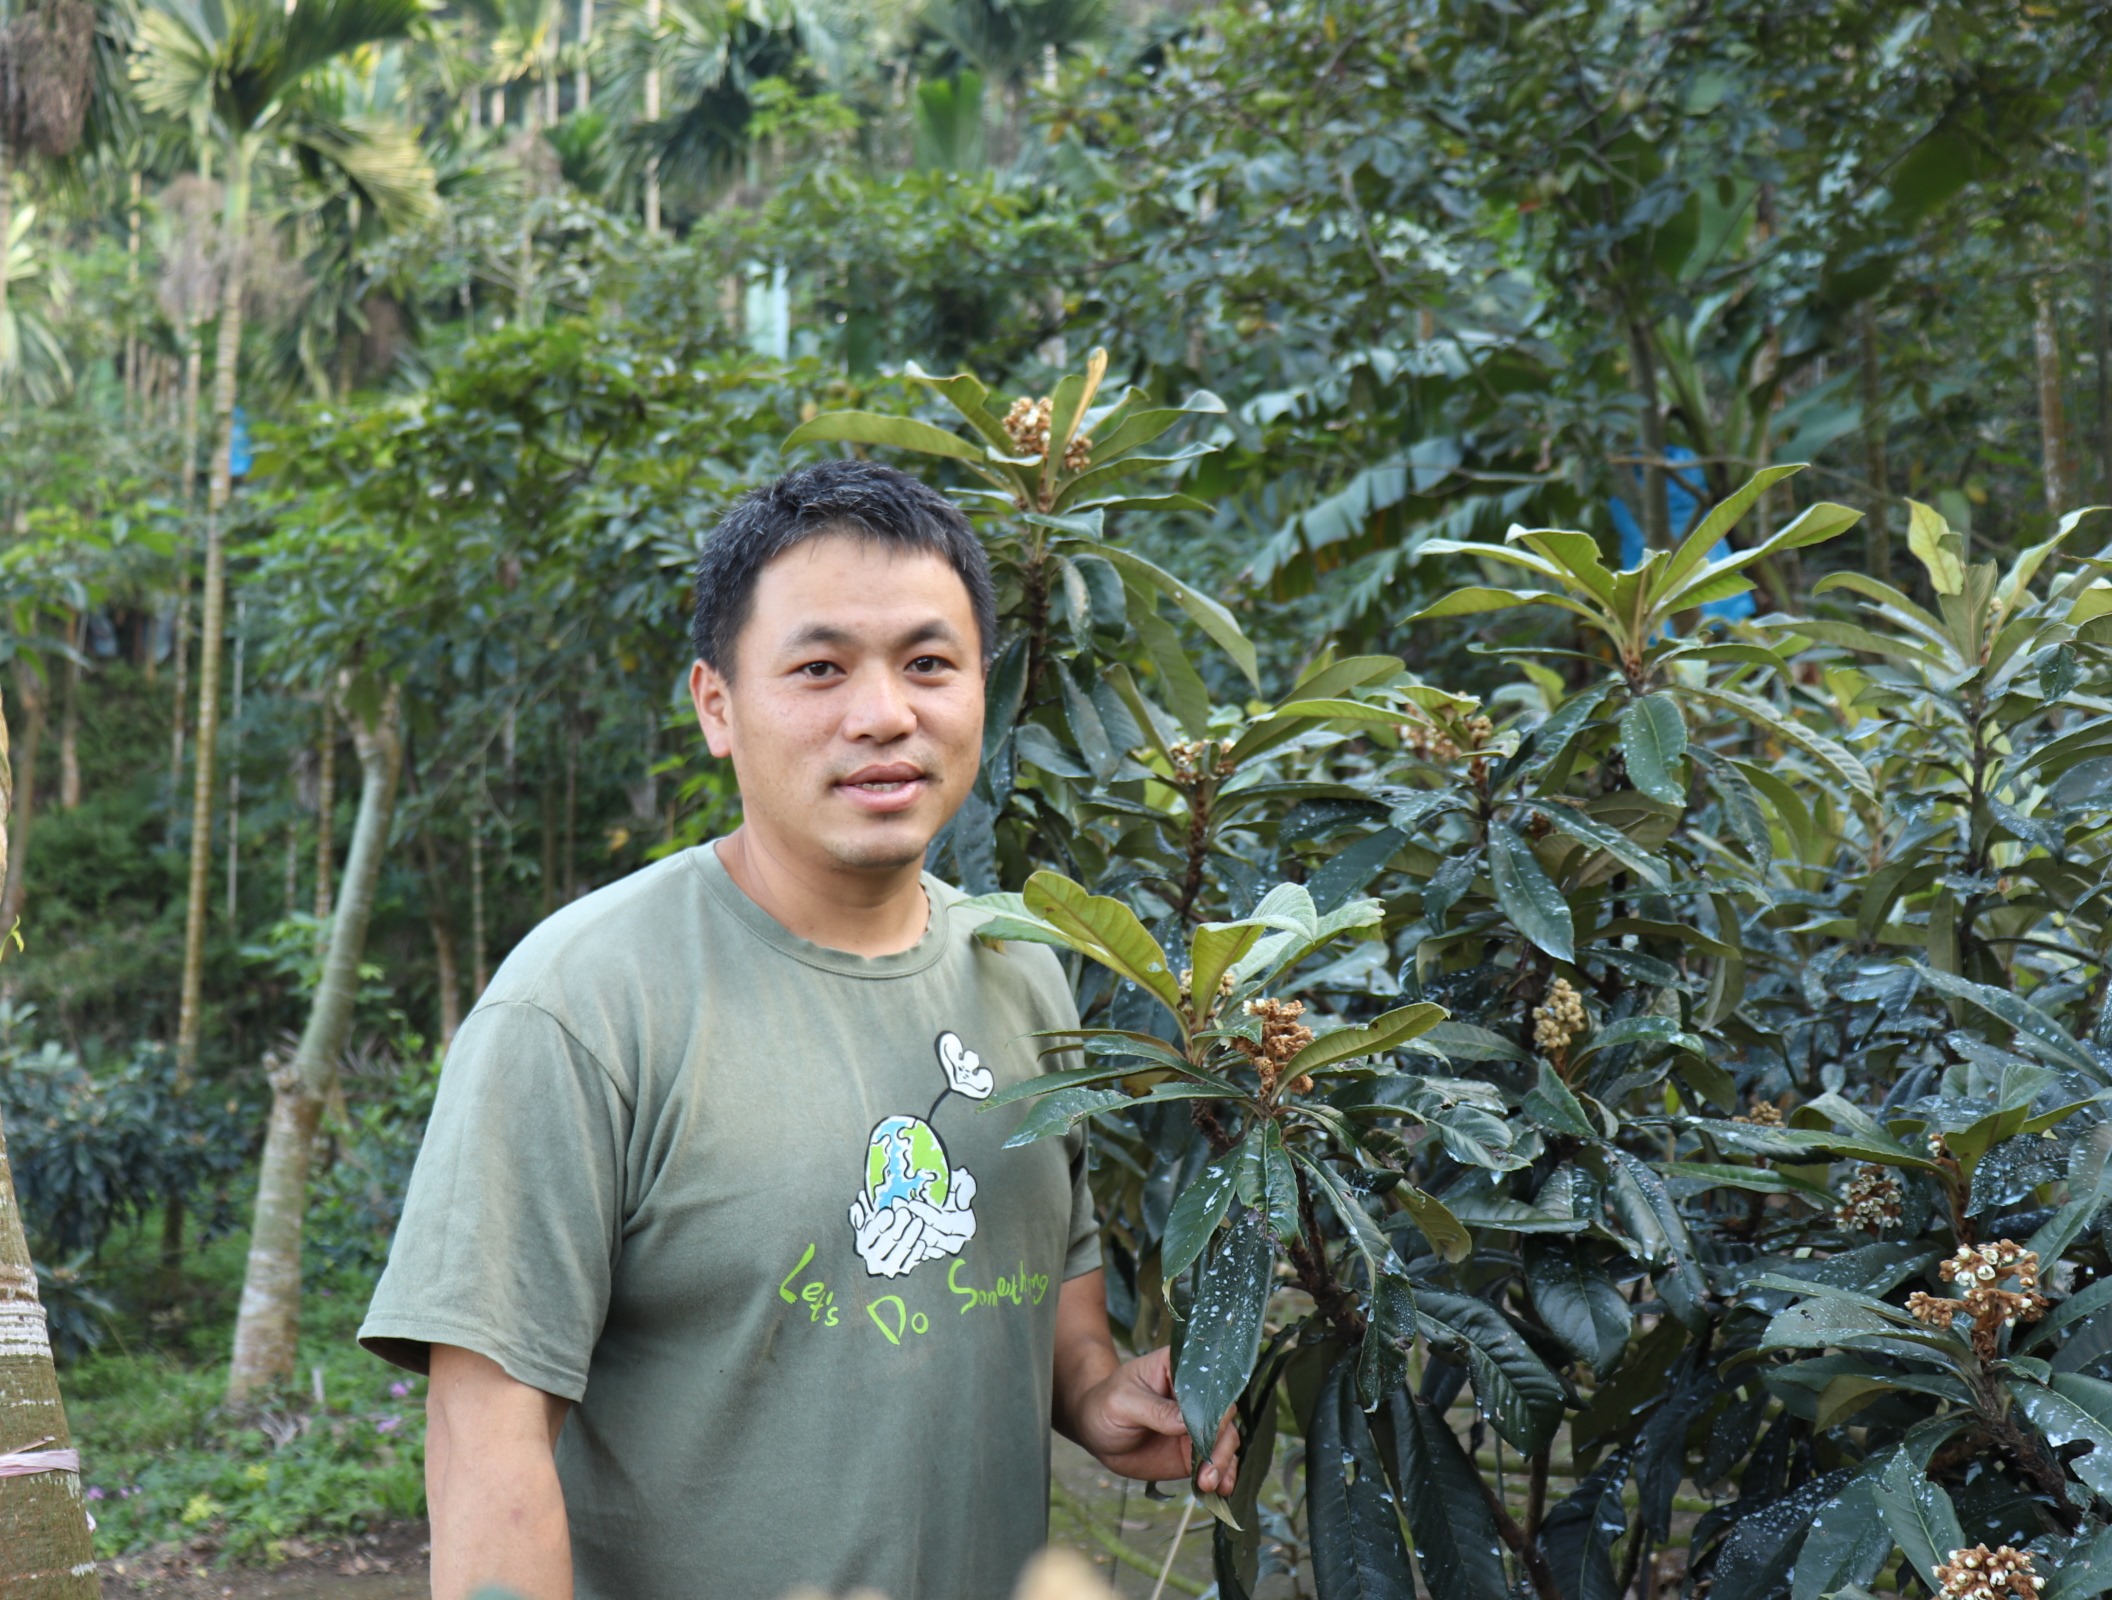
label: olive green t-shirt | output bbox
[359,842,1101,1600]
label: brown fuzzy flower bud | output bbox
[1531,978,1587,1057]
[1004,396,1054,457]
[1934,1545,2043,1600]
[1237,997,1315,1097]
[1834,1164,1904,1233]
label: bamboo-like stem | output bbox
[225,592,245,923]
[176,138,254,1083]
[643,0,661,233]
[1859,303,1891,585]
[54,613,77,809]
[314,697,334,922]
[2037,273,2073,518]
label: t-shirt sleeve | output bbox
[358,999,630,1402]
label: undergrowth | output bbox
[66,1217,427,1564]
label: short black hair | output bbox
[690,459,997,678]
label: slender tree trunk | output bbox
[575,0,593,110]
[1623,314,1668,547]
[226,687,403,1405]
[0,664,43,933]
[125,171,142,424]
[419,831,462,1049]
[2037,275,2073,520]
[2094,134,2112,499]
[469,780,488,996]
[225,594,245,924]
[0,122,13,349]
[0,678,106,1597]
[55,615,78,811]
[562,709,578,903]
[176,146,252,1082]
[643,0,661,234]
[539,783,557,918]
[1859,303,1892,585]
[314,700,334,922]
[165,324,203,839]
[283,813,298,914]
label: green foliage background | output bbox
[9,0,2112,1593]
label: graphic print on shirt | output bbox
[847,1031,995,1278]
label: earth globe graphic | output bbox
[864,1114,952,1211]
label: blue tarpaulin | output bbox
[228,405,253,479]
[1609,444,1755,624]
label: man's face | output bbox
[690,533,985,876]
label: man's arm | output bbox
[427,1344,575,1600]
[1051,1269,1238,1493]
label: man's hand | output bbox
[1067,1344,1240,1492]
[1052,1270,1239,1494]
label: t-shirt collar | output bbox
[689,838,954,979]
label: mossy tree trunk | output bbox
[226,685,402,1406]
[0,679,105,1597]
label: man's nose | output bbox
[842,667,917,741]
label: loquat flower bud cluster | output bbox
[1909,1241,2049,1359]
[1177,965,1238,1014]
[1001,395,1093,471]
[1734,1097,1784,1127]
[1397,712,1492,764]
[1531,978,1587,1056]
[1238,997,1315,1098]
[1004,396,1053,456]
[1834,1164,1904,1233]
[1168,737,1237,783]
[1934,1545,2043,1600]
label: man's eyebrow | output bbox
[777,619,967,655]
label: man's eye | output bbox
[909,655,950,674]
[798,661,840,679]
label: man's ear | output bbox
[690,658,736,759]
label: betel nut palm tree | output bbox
[131,0,434,1099]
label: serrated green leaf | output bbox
[1081,543,1259,687]
[1285,1002,1449,1077]
[1414,1288,1564,1453]
[1163,1153,1239,1281]
[1619,693,1688,806]
[1871,1450,1964,1589]
[1309,1363,1416,1600]
[1175,1208,1273,1457]
[1022,871,1185,1021]
[1383,1388,1510,1600]
[784,409,987,465]
[1487,822,1575,962]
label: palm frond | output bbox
[282,105,437,227]
[278,0,425,89]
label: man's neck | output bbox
[712,827,931,958]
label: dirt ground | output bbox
[96,1438,1223,1600]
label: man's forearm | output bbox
[428,1345,574,1600]
[1051,1270,1121,1442]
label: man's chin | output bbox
[823,822,940,874]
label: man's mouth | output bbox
[837,763,931,811]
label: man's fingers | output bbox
[1203,1414,1241,1491]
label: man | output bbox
[360,459,1237,1600]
